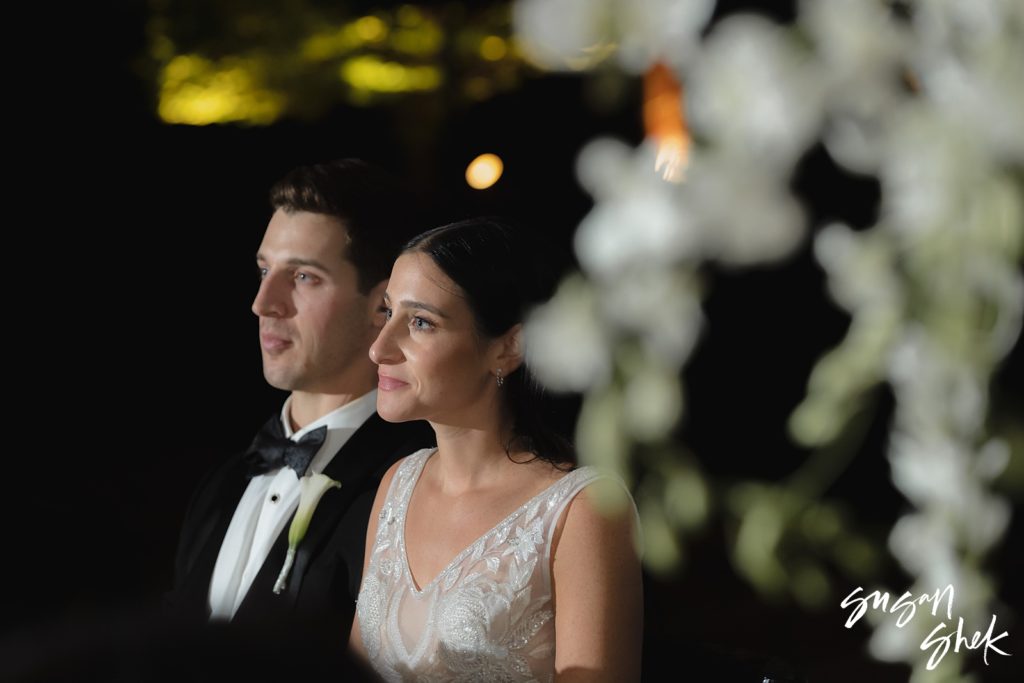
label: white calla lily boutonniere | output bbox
[273,472,341,595]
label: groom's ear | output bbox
[493,323,524,373]
[367,279,389,329]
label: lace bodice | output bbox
[356,449,603,683]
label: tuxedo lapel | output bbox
[233,414,412,618]
[283,415,395,600]
[172,455,251,617]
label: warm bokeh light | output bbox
[158,54,285,125]
[644,62,689,183]
[340,56,442,94]
[150,3,523,118]
[302,17,393,62]
[354,15,387,42]
[465,153,504,189]
[480,35,508,61]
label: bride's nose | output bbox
[369,321,403,365]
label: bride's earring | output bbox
[495,368,504,388]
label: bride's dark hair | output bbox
[403,217,575,467]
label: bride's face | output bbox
[370,252,504,426]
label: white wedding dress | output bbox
[356,448,604,682]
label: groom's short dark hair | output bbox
[270,158,421,294]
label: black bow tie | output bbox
[245,416,327,478]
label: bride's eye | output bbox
[411,316,435,331]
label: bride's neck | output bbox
[428,424,517,495]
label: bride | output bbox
[350,218,642,682]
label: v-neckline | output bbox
[400,449,579,596]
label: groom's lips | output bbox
[378,373,408,391]
[260,333,292,352]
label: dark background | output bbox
[7,0,1022,680]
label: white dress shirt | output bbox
[208,390,378,621]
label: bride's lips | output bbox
[378,373,408,391]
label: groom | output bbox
[168,159,433,634]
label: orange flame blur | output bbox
[644,63,689,183]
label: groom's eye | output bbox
[294,271,321,285]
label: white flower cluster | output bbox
[516,0,1023,675]
[794,4,1022,675]
[513,0,715,73]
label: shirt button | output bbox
[270,494,280,503]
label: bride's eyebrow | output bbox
[398,299,449,318]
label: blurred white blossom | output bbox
[879,108,988,239]
[868,610,922,664]
[800,0,909,174]
[601,267,703,366]
[887,329,987,437]
[622,357,683,441]
[800,0,907,87]
[524,275,611,391]
[576,137,635,198]
[683,149,806,265]
[662,465,709,530]
[888,433,966,510]
[574,140,699,277]
[512,0,614,71]
[514,1,1023,677]
[974,439,1011,482]
[514,0,716,73]
[814,223,903,312]
[615,0,716,73]
[686,14,825,169]
[915,42,1024,163]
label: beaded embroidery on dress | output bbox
[357,448,604,683]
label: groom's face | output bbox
[252,209,379,395]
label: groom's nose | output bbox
[252,270,293,318]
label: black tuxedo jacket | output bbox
[167,413,434,635]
